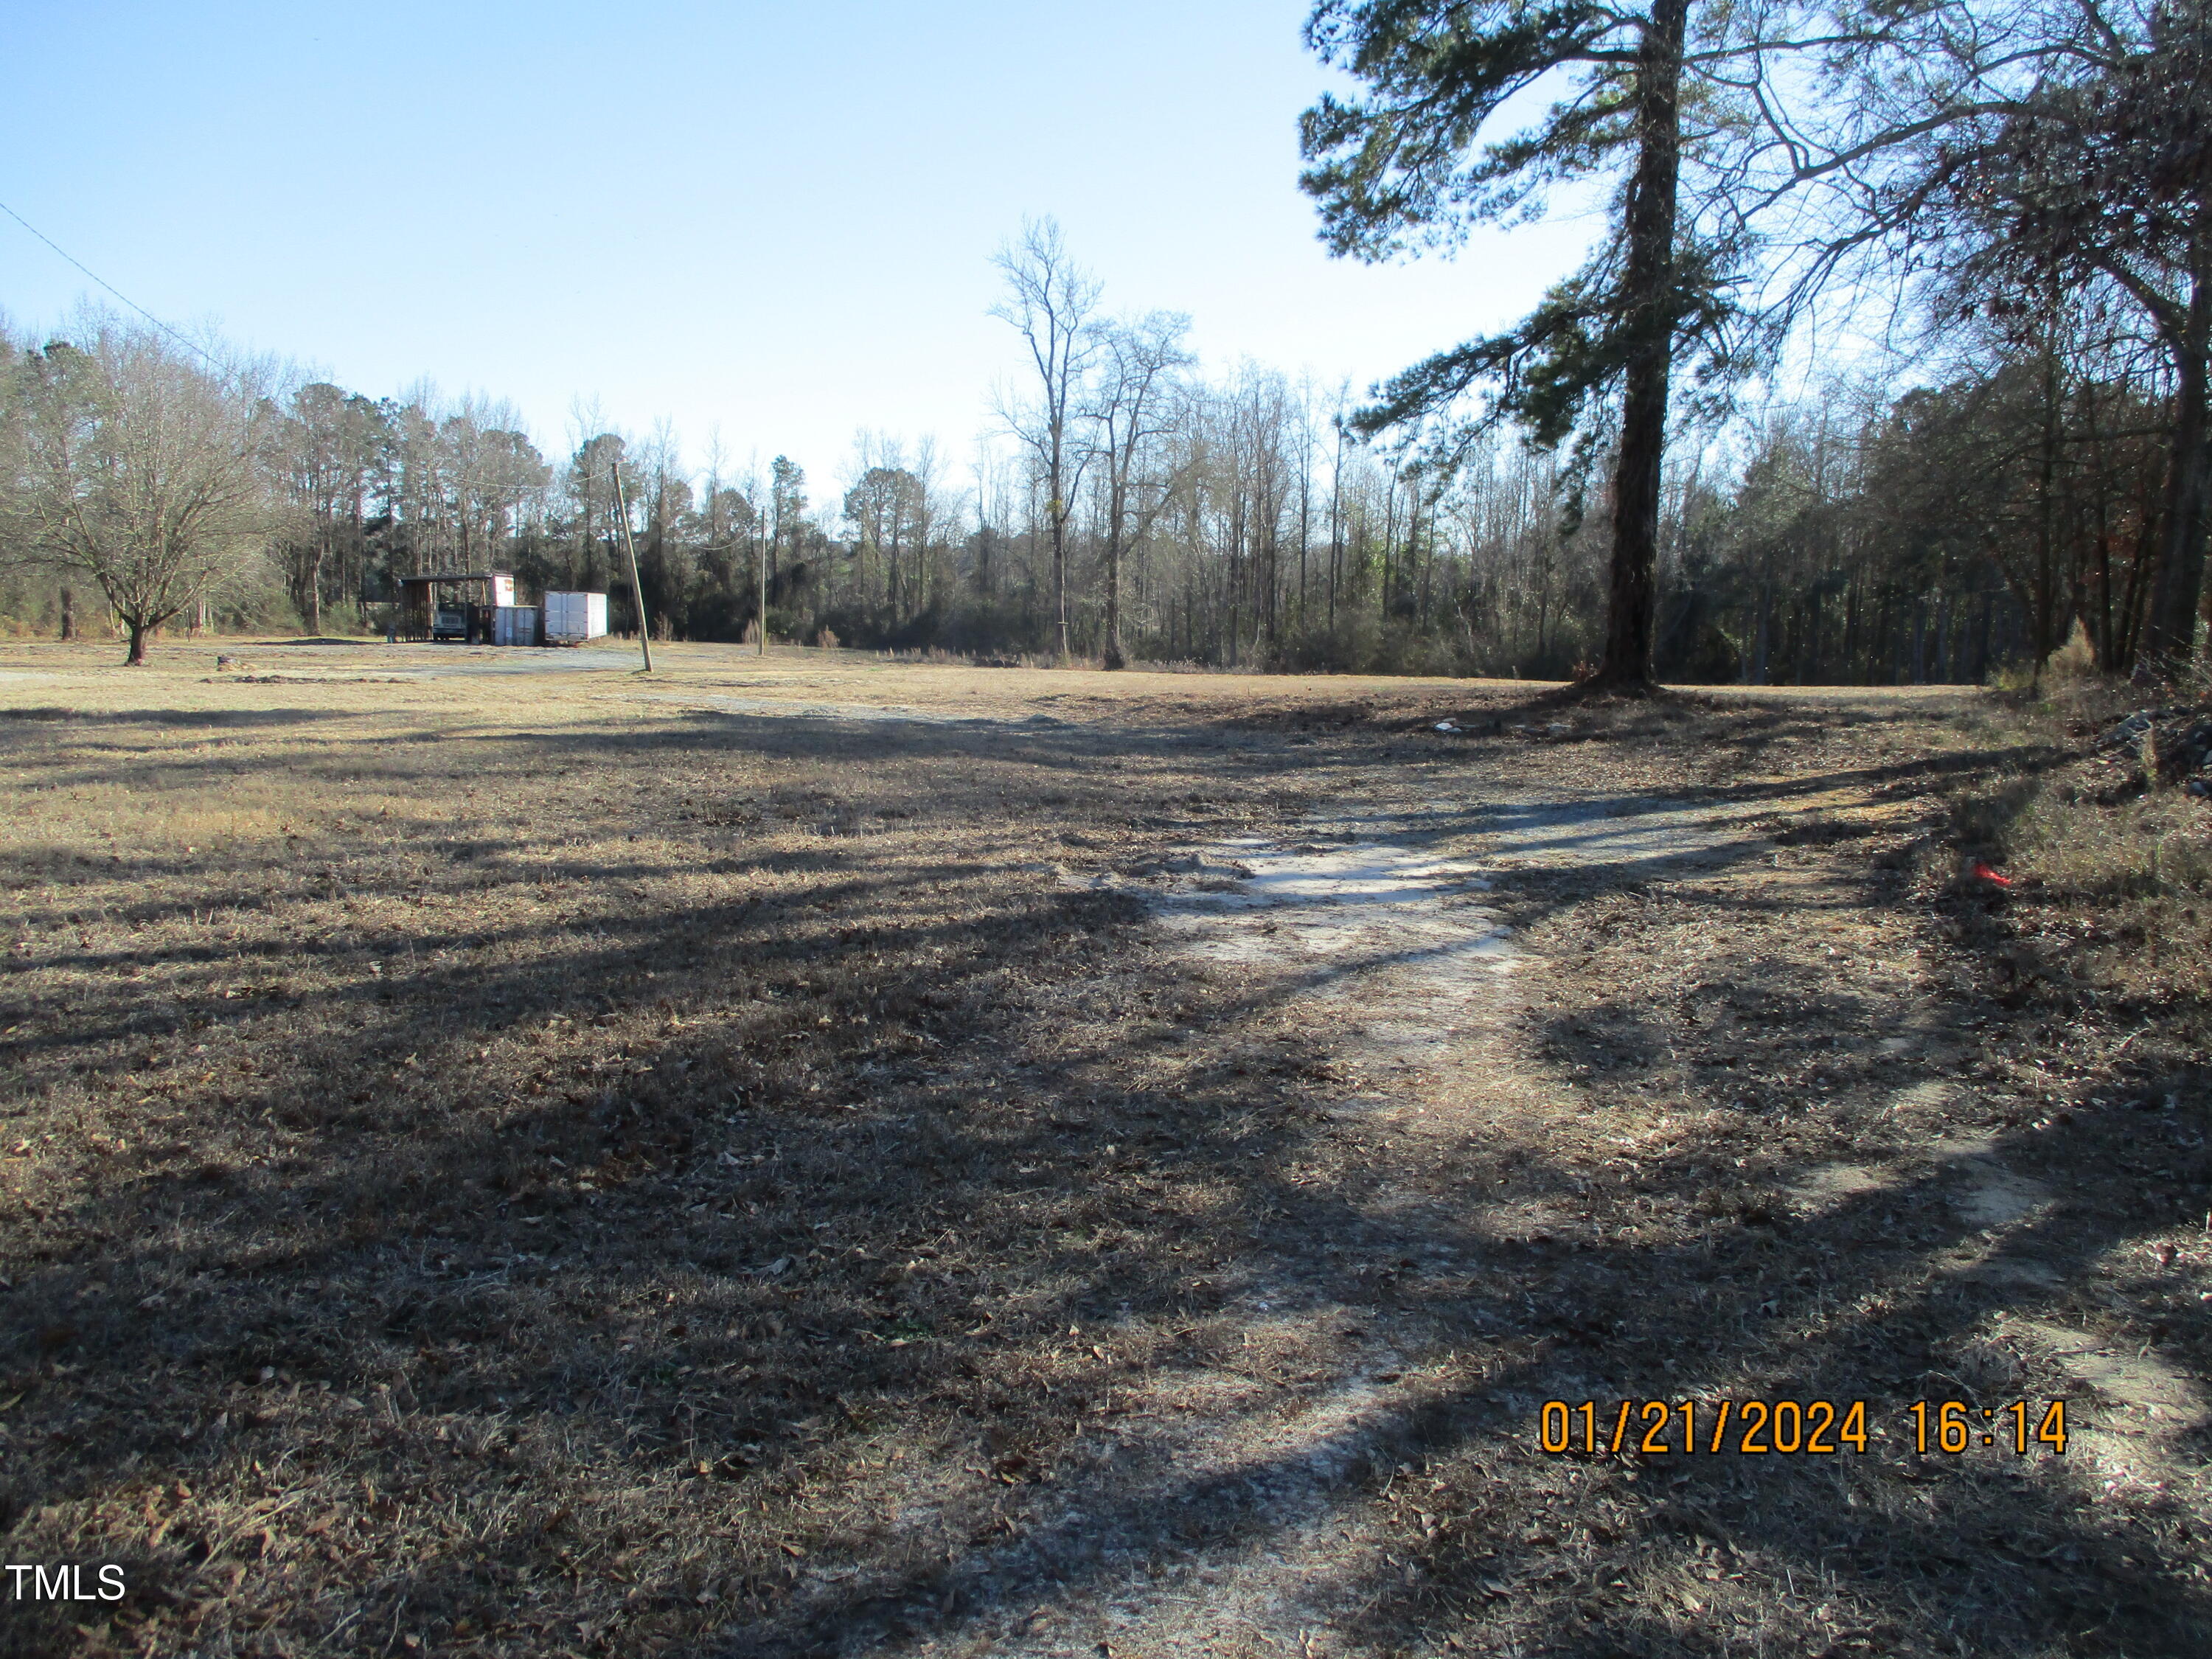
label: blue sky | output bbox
[2,1,1599,487]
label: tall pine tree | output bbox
[1300,0,1746,690]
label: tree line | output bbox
[1300,0,2212,685]
[1,1,2206,681]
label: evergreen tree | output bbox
[1299,0,1753,689]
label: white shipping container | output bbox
[543,591,609,644]
[493,605,538,647]
[490,574,516,608]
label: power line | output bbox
[0,195,232,377]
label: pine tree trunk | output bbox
[2145,261,2211,664]
[1594,0,1688,693]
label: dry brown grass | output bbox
[1945,682,2212,1015]
[0,639,2207,1658]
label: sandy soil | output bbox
[0,638,2206,1658]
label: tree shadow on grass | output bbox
[0,706,375,730]
[1,699,2203,1658]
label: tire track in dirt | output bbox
[910,791,1753,1658]
[1788,1119,2211,1493]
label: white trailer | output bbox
[543,591,608,644]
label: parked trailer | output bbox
[493,605,540,647]
[543,591,609,644]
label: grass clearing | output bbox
[1,639,2207,1658]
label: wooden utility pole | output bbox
[610,459,653,673]
[757,518,768,658]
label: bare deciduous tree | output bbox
[5,316,271,664]
[992,217,1102,659]
[1837,0,2212,664]
[1090,311,1194,668]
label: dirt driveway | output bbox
[0,641,2205,1658]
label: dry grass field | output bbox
[1,638,2208,1658]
